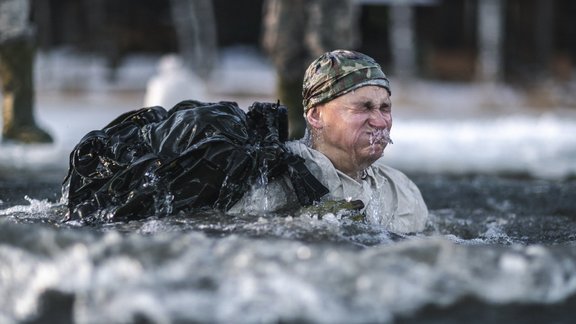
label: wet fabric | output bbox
[287,141,427,233]
[302,50,391,112]
[62,100,328,224]
[232,140,428,233]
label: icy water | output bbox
[1,174,576,323]
[0,49,570,323]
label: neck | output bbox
[312,142,366,181]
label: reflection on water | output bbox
[1,174,575,323]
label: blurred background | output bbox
[1,0,576,183]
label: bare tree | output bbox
[389,4,416,80]
[169,0,217,80]
[476,0,504,82]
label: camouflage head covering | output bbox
[302,50,391,113]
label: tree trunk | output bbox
[476,0,504,82]
[389,4,416,80]
[170,0,217,80]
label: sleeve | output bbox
[391,178,429,233]
[227,175,299,214]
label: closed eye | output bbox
[379,103,391,113]
[347,97,392,113]
[362,102,375,111]
[363,101,391,113]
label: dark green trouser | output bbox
[0,38,52,143]
[277,76,305,140]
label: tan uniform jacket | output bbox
[231,141,429,233]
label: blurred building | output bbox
[32,0,576,85]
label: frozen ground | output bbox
[1,46,576,182]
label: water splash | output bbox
[2,174,576,322]
[369,128,394,147]
[0,196,56,218]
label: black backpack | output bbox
[62,100,328,224]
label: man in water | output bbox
[233,50,428,233]
[62,50,426,232]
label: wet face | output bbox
[306,86,392,178]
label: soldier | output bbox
[233,50,429,234]
[0,0,52,143]
[262,0,359,139]
[62,50,427,233]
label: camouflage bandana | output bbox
[302,50,391,113]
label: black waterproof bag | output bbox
[62,100,328,224]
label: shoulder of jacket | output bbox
[370,159,414,183]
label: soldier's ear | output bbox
[306,106,323,129]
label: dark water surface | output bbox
[1,173,576,323]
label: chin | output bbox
[369,143,386,156]
[359,147,384,166]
